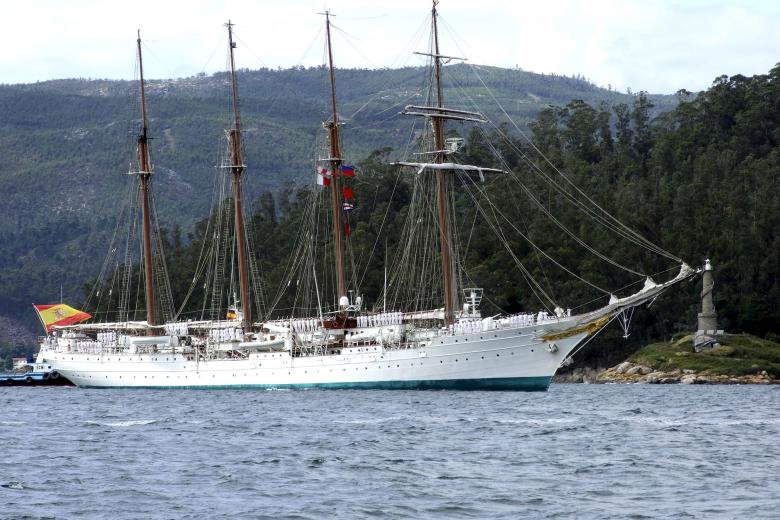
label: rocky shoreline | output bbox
[555,361,779,385]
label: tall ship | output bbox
[36,4,697,390]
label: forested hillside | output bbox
[0,64,671,337]
[110,67,779,368]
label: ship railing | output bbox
[356,311,403,328]
[344,338,376,348]
[439,311,565,338]
[69,341,103,354]
[208,327,244,342]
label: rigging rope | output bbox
[442,70,651,279]
[437,16,682,264]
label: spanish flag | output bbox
[33,304,92,332]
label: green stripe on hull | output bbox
[80,376,552,391]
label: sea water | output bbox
[1,385,778,519]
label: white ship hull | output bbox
[41,325,587,391]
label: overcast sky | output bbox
[3,0,779,93]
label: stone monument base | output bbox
[694,329,724,352]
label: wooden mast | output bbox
[323,11,348,306]
[226,21,252,327]
[136,30,156,327]
[430,1,455,324]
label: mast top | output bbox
[225,20,238,49]
[136,29,149,141]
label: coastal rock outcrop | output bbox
[553,367,601,384]
[594,361,778,385]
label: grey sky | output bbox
[3,0,779,93]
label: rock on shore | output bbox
[553,367,602,384]
[594,361,778,385]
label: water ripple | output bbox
[0,385,778,519]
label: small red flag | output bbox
[344,222,351,236]
[342,186,354,200]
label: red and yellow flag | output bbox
[33,304,92,332]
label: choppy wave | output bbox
[335,415,405,425]
[83,419,159,427]
[0,385,778,519]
